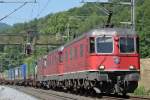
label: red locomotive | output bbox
[37,28,140,95]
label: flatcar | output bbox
[0,59,36,86]
[36,28,140,95]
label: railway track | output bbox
[101,95,150,100]
[129,96,150,100]
[13,86,78,100]
[10,86,150,100]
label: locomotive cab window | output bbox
[96,36,113,53]
[89,37,95,53]
[136,37,139,53]
[120,37,135,53]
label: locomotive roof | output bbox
[47,28,137,55]
[63,28,136,47]
[86,28,136,36]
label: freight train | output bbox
[0,28,140,96]
[0,57,36,86]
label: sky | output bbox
[0,0,108,25]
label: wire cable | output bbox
[29,0,38,19]
[0,2,28,21]
[30,3,34,19]
[36,0,50,18]
[0,0,36,3]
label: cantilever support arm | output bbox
[105,10,113,28]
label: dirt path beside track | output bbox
[0,85,38,100]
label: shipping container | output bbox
[0,72,4,80]
[0,73,2,79]
[24,57,36,80]
[8,69,11,80]
[26,61,35,80]
[14,67,21,80]
[8,68,15,81]
[35,64,37,79]
[21,64,26,80]
[3,70,8,80]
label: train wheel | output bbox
[121,91,127,97]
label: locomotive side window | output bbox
[50,57,52,65]
[96,36,113,53]
[48,56,50,65]
[54,55,55,64]
[70,48,73,60]
[55,55,57,64]
[50,56,52,65]
[51,56,52,65]
[80,44,83,57]
[90,37,95,53]
[52,55,54,65]
[65,51,68,61]
[74,47,77,58]
[120,37,135,53]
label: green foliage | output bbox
[23,56,35,64]
[0,23,11,33]
[134,86,150,96]
[136,0,150,58]
[0,45,24,71]
[0,0,150,71]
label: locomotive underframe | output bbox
[38,70,140,95]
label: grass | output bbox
[134,86,150,96]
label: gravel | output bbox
[0,85,38,100]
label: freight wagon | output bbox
[3,70,9,84]
[8,68,15,84]
[0,72,4,84]
[24,57,36,86]
[14,65,27,85]
[0,59,36,86]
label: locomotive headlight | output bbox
[129,65,135,70]
[99,65,105,70]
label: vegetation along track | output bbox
[10,86,150,100]
[101,94,150,100]
[128,96,150,100]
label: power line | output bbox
[36,1,40,18]
[36,0,50,18]
[0,0,36,3]
[28,0,38,19]
[30,3,35,19]
[0,2,27,21]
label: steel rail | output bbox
[13,86,77,100]
[9,86,150,100]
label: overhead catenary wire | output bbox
[0,2,28,21]
[0,0,36,3]
[36,0,50,18]
[28,0,39,19]
[30,2,35,19]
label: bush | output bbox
[134,86,149,96]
